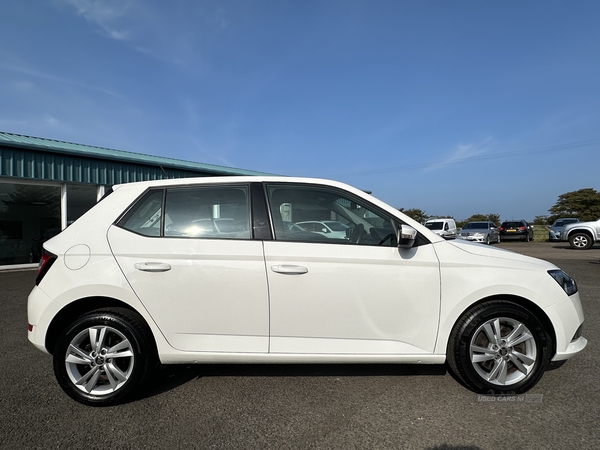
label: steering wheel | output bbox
[349,223,365,244]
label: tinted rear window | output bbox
[463,222,488,229]
[425,222,443,230]
[503,222,523,227]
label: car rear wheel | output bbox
[569,233,594,250]
[53,308,156,406]
[447,301,550,394]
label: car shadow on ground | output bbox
[141,363,448,400]
[550,244,600,251]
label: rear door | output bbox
[108,184,269,353]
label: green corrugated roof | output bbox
[0,131,272,177]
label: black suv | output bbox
[499,220,534,242]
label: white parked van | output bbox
[424,218,457,239]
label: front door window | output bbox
[266,184,397,246]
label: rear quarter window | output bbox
[116,190,164,236]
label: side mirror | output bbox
[397,224,417,249]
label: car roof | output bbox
[112,176,345,191]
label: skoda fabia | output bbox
[28,177,587,405]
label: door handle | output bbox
[134,262,172,272]
[270,265,308,275]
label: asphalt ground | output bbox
[1,241,598,450]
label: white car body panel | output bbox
[432,240,585,357]
[264,240,440,354]
[107,225,269,353]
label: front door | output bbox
[263,183,441,355]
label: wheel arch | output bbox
[566,228,594,240]
[45,297,158,357]
[445,294,557,358]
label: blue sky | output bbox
[1,0,599,221]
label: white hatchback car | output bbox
[28,177,587,406]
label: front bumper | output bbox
[548,232,561,241]
[457,235,485,243]
[543,291,587,361]
[553,336,588,361]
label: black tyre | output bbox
[569,232,594,250]
[53,308,156,406]
[447,301,550,394]
[485,235,491,245]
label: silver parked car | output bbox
[549,218,579,241]
[457,221,500,245]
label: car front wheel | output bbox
[53,308,156,406]
[569,233,594,250]
[447,301,550,394]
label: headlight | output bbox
[474,233,485,238]
[548,270,578,296]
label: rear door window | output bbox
[164,186,250,239]
[117,185,251,239]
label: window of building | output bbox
[0,182,61,264]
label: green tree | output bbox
[427,214,455,220]
[532,215,549,225]
[548,188,600,222]
[457,213,501,228]
[398,208,428,223]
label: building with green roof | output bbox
[0,132,269,268]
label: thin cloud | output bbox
[56,0,231,68]
[60,0,133,41]
[14,80,35,91]
[424,137,495,173]
[1,62,121,98]
[336,139,599,177]
[44,115,61,127]
[188,135,235,168]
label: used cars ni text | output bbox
[28,177,587,405]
